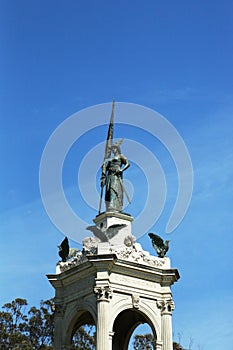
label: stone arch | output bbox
[110,297,161,339]
[63,299,97,345]
[112,308,157,350]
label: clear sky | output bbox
[1,1,233,349]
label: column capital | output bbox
[94,285,113,301]
[54,302,66,318]
[156,298,175,315]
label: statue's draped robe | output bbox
[105,155,127,211]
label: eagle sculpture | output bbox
[58,237,79,262]
[148,233,170,258]
[86,224,126,241]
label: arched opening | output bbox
[112,309,156,350]
[128,323,156,349]
[70,311,96,349]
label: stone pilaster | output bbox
[53,303,66,350]
[109,331,115,347]
[157,299,175,350]
[94,286,112,350]
[155,340,163,350]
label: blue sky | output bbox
[1,1,233,349]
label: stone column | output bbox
[157,299,175,350]
[94,286,112,350]
[53,303,66,350]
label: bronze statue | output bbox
[99,101,130,213]
[101,140,130,212]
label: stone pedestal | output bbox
[93,211,133,246]
[48,242,179,350]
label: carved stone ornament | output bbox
[54,303,66,318]
[124,234,136,247]
[132,294,140,309]
[110,244,166,267]
[94,286,113,301]
[57,252,88,273]
[57,239,168,274]
[156,299,175,315]
[82,236,99,252]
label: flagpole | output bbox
[98,100,115,214]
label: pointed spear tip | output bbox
[110,99,115,122]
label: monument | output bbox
[47,102,180,350]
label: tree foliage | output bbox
[72,324,96,349]
[133,333,184,350]
[133,333,156,349]
[173,341,184,350]
[0,298,54,349]
[0,298,96,349]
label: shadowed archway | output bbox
[112,309,156,350]
[71,311,95,337]
[71,311,96,349]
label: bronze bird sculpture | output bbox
[148,233,170,258]
[58,237,79,262]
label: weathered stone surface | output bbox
[93,211,133,246]
[50,210,179,350]
[49,249,179,349]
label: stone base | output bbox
[48,252,179,350]
[93,211,134,246]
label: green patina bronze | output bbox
[99,102,130,213]
[101,141,130,212]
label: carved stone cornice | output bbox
[157,299,175,315]
[94,286,113,301]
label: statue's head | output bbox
[111,138,124,155]
[111,144,121,154]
